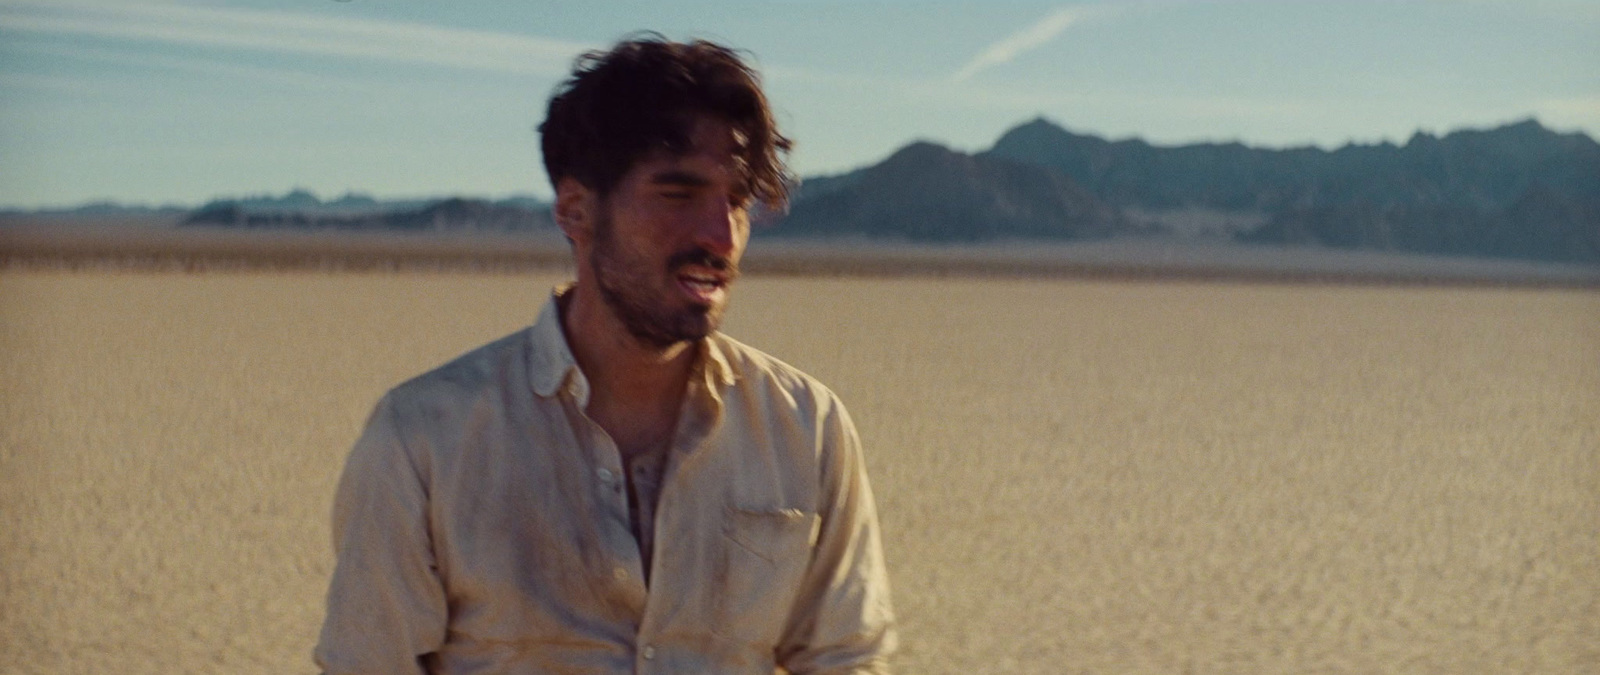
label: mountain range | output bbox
[18,118,1594,265]
[778,117,1600,264]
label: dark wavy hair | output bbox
[539,35,794,210]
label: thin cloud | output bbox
[952,7,1083,83]
[5,40,360,91]
[0,71,98,95]
[0,0,595,77]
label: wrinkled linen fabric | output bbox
[316,289,896,674]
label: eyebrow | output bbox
[648,170,711,188]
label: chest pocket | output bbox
[714,506,820,644]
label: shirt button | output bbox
[613,566,628,581]
[597,468,613,483]
[642,645,656,660]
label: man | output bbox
[315,36,896,674]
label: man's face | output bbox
[586,117,752,348]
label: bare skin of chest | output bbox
[586,394,680,461]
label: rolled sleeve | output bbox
[315,395,449,675]
[777,398,897,674]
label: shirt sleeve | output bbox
[315,394,450,675]
[776,396,898,675]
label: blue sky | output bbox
[1,0,1596,209]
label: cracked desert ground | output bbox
[2,269,1596,674]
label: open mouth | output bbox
[676,268,728,303]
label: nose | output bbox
[691,197,744,258]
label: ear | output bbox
[554,177,597,247]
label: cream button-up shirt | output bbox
[315,290,896,674]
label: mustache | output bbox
[668,248,740,279]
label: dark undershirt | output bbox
[623,438,670,585]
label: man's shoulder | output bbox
[384,328,533,413]
[712,332,845,414]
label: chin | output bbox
[683,306,726,338]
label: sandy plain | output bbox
[1,269,1596,674]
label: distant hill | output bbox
[183,192,552,232]
[780,141,1123,241]
[978,117,1600,263]
[0,201,188,217]
[216,189,397,215]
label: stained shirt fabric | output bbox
[314,289,896,674]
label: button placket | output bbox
[569,395,646,603]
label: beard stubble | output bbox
[590,210,738,349]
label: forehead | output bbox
[628,117,749,182]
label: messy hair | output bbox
[538,34,794,210]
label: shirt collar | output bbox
[527,285,583,400]
[700,333,736,391]
[527,285,738,402]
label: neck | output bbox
[558,283,696,437]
